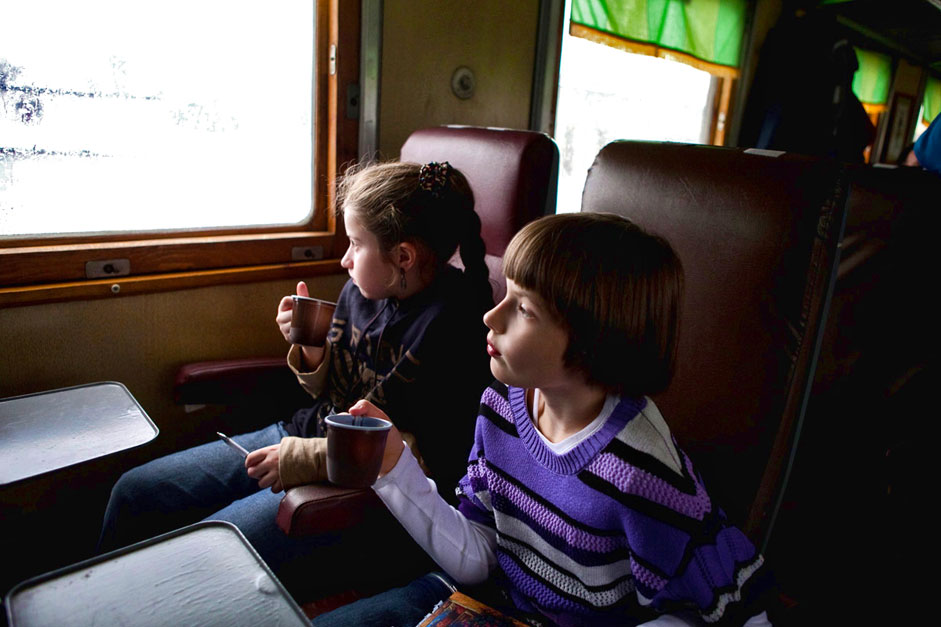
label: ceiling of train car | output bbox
[814,0,941,72]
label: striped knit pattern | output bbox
[458,382,771,626]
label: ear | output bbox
[394,241,419,272]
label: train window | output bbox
[1,1,313,237]
[0,1,351,296]
[554,0,743,213]
[555,37,716,212]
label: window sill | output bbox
[0,258,344,308]
[0,229,346,287]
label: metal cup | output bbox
[289,296,335,347]
[324,414,392,488]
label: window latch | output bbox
[86,258,130,279]
[292,246,324,261]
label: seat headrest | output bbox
[401,126,558,256]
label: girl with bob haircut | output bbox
[99,160,494,590]
[501,211,682,397]
[315,213,775,627]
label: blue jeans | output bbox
[98,423,339,577]
[312,572,456,627]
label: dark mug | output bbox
[324,414,393,488]
[289,296,335,347]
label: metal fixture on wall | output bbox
[451,66,476,99]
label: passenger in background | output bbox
[737,2,874,163]
[99,161,494,583]
[316,214,776,627]
[904,112,941,174]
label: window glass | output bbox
[1,0,314,238]
[554,33,713,214]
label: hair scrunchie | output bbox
[418,161,451,197]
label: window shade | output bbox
[570,0,747,70]
[851,47,892,105]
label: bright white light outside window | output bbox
[0,1,314,238]
[554,30,715,214]
[912,104,929,143]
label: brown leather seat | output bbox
[579,141,848,550]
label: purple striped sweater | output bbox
[457,382,772,626]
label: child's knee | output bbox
[110,464,156,506]
[405,573,455,610]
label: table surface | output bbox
[5,521,310,626]
[0,382,158,485]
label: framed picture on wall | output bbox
[885,94,914,164]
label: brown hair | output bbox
[502,213,683,396]
[336,161,492,312]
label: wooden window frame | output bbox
[0,0,359,307]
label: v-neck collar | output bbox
[507,385,646,475]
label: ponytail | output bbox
[457,203,494,316]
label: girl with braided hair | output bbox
[99,160,494,589]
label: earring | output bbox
[399,268,407,291]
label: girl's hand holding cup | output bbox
[349,400,404,477]
[277,281,335,370]
[276,281,308,343]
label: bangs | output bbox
[501,218,574,322]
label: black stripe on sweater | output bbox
[602,438,700,495]
[577,470,710,539]
[487,379,510,401]
[479,402,519,438]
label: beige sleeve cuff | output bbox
[278,432,429,492]
[286,342,332,398]
[278,436,328,490]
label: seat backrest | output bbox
[764,163,941,604]
[400,125,559,302]
[814,164,940,393]
[580,141,848,549]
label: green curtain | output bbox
[851,47,891,105]
[923,76,941,123]
[570,0,747,68]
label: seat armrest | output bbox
[276,483,384,537]
[174,357,300,406]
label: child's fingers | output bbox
[347,399,370,414]
[349,399,377,415]
[349,399,392,422]
[245,449,264,468]
[277,295,295,313]
[296,281,309,298]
